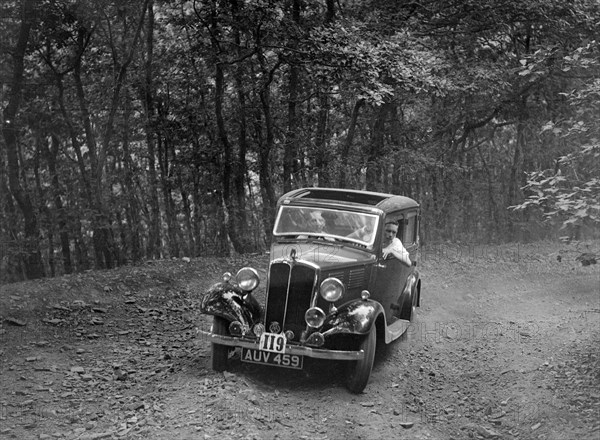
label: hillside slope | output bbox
[1,241,598,440]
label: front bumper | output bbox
[199,330,365,361]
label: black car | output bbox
[200,188,421,393]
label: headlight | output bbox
[319,277,344,302]
[236,267,260,291]
[305,307,326,328]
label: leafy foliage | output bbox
[512,41,600,232]
[1,0,599,281]
[515,146,600,227]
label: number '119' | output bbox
[262,334,284,351]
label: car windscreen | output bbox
[273,206,379,247]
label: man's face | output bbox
[382,223,398,246]
[309,212,326,232]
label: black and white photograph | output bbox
[1,0,598,439]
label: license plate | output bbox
[258,331,287,354]
[241,348,303,370]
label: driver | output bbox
[381,220,411,267]
[347,218,374,242]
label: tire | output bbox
[346,324,376,394]
[400,291,417,341]
[211,316,230,372]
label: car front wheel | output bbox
[346,324,376,393]
[211,316,230,371]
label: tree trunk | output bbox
[339,99,364,187]
[33,143,53,276]
[73,45,114,269]
[508,116,526,240]
[96,0,149,267]
[176,169,195,257]
[74,218,90,271]
[231,0,253,252]
[1,0,44,279]
[315,92,331,186]
[215,63,235,255]
[284,63,299,193]
[366,104,388,191]
[142,0,161,259]
[157,133,180,258]
[191,166,204,255]
[257,91,277,239]
[211,6,246,254]
[55,74,91,194]
[121,92,142,262]
[45,135,73,274]
[55,74,94,270]
[233,75,250,249]
[477,145,498,241]
[283,0,301,193]
[0,141,25,281]
[325,0,335,23]
[508,119,526,207]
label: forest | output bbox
[1,0,598,282]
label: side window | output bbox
[386,211,406,243]
[403,212,417,246]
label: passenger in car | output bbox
[297,211,335,241]
[307,211,326,233]
[381,220,411,267]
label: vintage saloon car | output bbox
[200,188,421,393]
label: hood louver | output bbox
[326,267,366,290]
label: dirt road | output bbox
[1,241,598,439]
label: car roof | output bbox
[278,188,419,213]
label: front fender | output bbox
[200,282,261,328]
[321,299,384,337]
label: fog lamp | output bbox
[305,307,326,328]
[284,330,295,340]
[229,321,243,336]
[306,332,324,347]
[361,290,370,300]
[223,272,232,282]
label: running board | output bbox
[384,318,411,343]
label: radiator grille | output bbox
[264,263,290,329]
[264,262,315,341]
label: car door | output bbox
[372,209,418,322]
[394,210,418,319]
